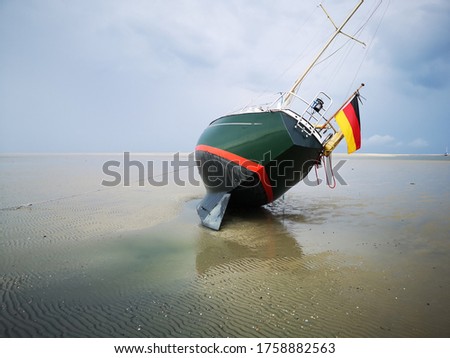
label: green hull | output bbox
[199,111,294,164]
[195,110,324,228]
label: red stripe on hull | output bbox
[195,144,274,203]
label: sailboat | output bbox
[195,0,368,230]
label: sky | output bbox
[0,0,449,154]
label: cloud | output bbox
[365,134,396,146]
[408,138,428,148]
[0,0,449,154]
[365,135,429,150]
[377,0,450,90]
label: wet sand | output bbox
[1,153,449,337]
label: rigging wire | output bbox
[235,4,323,110]
[320,0,385,95]
[272,6,326,85]
[318,0,387,97]
[347,0,390,94]
[229,0,390,112]
[286,0,388,103]
[313,1,385,76]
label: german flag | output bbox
[335,95,361,154]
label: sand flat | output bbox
[1,153,449,337]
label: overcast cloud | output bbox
[1,0,449,154]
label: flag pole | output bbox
[318,83,365,133]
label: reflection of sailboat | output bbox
[195,206,303,275]
[195,1,368,230]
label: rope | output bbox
[323,155,337,189]
[314,154,337,189]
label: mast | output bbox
[282,0,365,108]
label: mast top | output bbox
[282,0,365,108]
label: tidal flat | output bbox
[1,153,449,337]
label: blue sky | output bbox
[1,0,449,154]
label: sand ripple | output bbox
[1,245,448,338]
[2,154,450,337]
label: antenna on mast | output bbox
[282,0,366,108]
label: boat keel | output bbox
[196,192,231,230]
